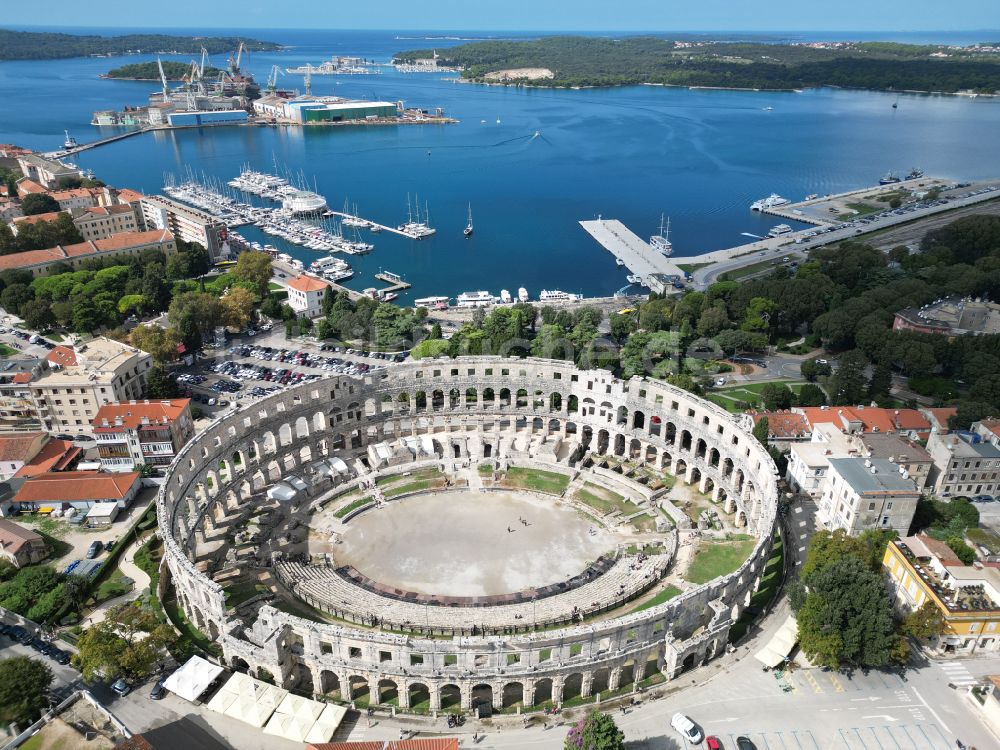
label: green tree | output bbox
[0,283,34,315]
[827,350,869,405]
[752,415,769,445]
[145,364,180,399]
[0,656,53,726]
[609,311,637,344]
[760,382,793,411]
[20,298,55,330]
[71,298,104,333]
[130,325,181,363]
[20,193,60,216]
[900,601,946,641]
[946,537,976,564]
[794,555,903,669]
[741,296,778,333]
[796,383,827,406]
[800,358,832,382]
[868,361,893,400]
[232,250,272,298]
[565,711,625,750]
[168,292,224,351]
[73,602,177,682]
[429,322,442,340]
[141,263,171,312]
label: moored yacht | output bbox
[456,290,494,308]
[750,193,791,211]
[767,224,793,238]
[649,214,673,257]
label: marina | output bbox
[579,218,685,293]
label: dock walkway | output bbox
[329,211,428,240]
[579,219,683,286]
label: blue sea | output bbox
[2,27,1000,301]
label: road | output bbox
[693,184,1000,288]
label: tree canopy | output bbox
[0,656,53,725]
[74,602,177,682]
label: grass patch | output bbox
[628,585,682,613]
[677,262,712,273]
[164,595,221,658]
[721,258,785,281]
[0,343,17,357]
[629,514,658,532]
[478,462,495,476]
[92,568,132,604]
[685,539,757,584]
[224,580,268,607]
[967,527,1000,555]
[841,201,881,218]
[375,468,442,488]
[575,483,635,515]
[729,538,785,643]
[334,496,373,518]
[501,467,570,494]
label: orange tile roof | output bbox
[47,346,77,367]
[11,372,32,384]
[92,399,190,431]
[92,229,172,252]
[13,470,139,504]
[748,411,811,439]
[80,204,133,218]
[116,189,146,203]
[797,406,928,435]
[287,274,330,293]
[925,407,958,431]
[0,230,173,273]
[892,409,932,432]
[0,246,68,271]
[0,519,42,554]
[49,187,100,202]
[14,440,79,478]
[16,179,46,195]
[13,211,66,226]
[0,432,45,463]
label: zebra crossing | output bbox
[938,660,977,687]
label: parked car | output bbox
[671,713,703,744]
[706,737,723,750]
[736,737,758,750]
[149,678,167,700]
[111,679,132,696]
[86,540,103,559]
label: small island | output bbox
[395,36,1000,94]
[0,29,281,61]
[103,61,224,81]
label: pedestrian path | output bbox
[938,660,977,687]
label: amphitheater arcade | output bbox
[157,357,779,713]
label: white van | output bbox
[671,713,703,744]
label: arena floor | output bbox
[334,490,619,597]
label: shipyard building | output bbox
[253,95,400,123]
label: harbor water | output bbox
[2,28,1000,302]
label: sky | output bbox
[5,0,999,32]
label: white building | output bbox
[926,424,1000,499]
[785,423,854,497]
[140,195,229,261]
[286,274,331,319]
[819,457,921,536]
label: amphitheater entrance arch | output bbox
[483,444,492,458]
[294,662,314,695]
[597,429,609,454]
[348,675,370,703]
[614,434,626,456]
[377,678,398,705]
[449,388,461,408]
[471,684,494,711]
[550,392,562,411]
[231,656,250,673]
[499,388,511,407]
[502,682,524,709]
[629,438,642,459]
[533,678,553,707]
[563,673,584,702]
[408,682,430,711]
[320,670,341,698]
[440,684,462,711]
[591,667,610,695]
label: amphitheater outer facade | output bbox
[158,357,779,712]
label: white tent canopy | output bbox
[163,655,224,702]
[206,671,288,728]
[304,703,347,743]
[754,614,799,668]
[263,690,343,743]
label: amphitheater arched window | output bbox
[516,389,528,408]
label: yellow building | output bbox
[883,535,1000,654]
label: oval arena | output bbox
[157,357,779,713]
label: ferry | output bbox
[518,287,529,303]
[649,214,673,257]
[750,194,791,211]
[499,289,512,304]
[539,289,582,303]
[414,296,450,310]
[456,291,494,308]
[767,224,793,238]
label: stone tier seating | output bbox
[275,553,669,632]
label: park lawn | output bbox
[92,568,133,604]
[334,496,373,518]
[575,482,635,516]
[502,467,570,494]
[685,539,757,584]
[711,381,810,411]
[628,585,682,613]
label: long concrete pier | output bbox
[44,127,153,158]
[579,219,684,288]
[328,210,431,240]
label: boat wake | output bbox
[741,232,764,239]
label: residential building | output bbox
[884,535,1000,654]
[926,428,1000,498]
[893,296,1000,336]
[0,518,48,567]
[0,431,50,480]
[858,432,934,492]
[10,470,140,513]
[0,196,23,222]
[71,204,140,240]
[0,358,48,432]
[0,229,175,277]
[92,399,194,471]
[286,274,331,318]
[818,456,921,536]
[922,406,959,435]
[48,186,112,212]
[15,154,82,189]
[739,410,812,446]
[29,337,152,435]
[140,195,229,261]
[786,423,854,496]
[15,178,46,197]
[795,405,932,440]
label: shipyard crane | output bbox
[266,64,281,92]
[199,47,209,77]
[156,56,169,100]
[229,40,246,75]
[304,65,312,96]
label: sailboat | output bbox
[649,214,673,257]
[464,204,474,238]
[63,130,78,150]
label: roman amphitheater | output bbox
[157,357,780,714]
